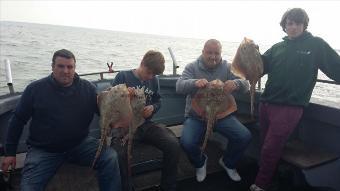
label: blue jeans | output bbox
[180,115,251,169]
[20,136,121,191]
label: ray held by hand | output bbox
[231,37,263,117]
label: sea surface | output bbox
[0,21,339,103]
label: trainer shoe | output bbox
[219,157,241,182]
[249,184,265,191]
[196,155,208,182]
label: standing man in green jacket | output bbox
[250,8,340,191]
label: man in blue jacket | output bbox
[1,49,122,191]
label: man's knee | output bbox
[156,131,181,157]
[238,128,252,145]
[100,148,119,167]
[165,138,181,157]
[230,127,252,146]
[111,141,127,158]
[243,129,252,142]
[180,138,196,153]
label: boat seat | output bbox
[282,139,339,169]
[233,114,339,170]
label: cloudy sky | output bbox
[1,1,340,48]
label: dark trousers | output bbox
[111,122,180,191]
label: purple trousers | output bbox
[255,102,303,189]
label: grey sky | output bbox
[1,1,340,48]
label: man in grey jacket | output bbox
[176,39,251,182]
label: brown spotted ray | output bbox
[92,84,132,168]
[231,37,263,117]
[192,79,237,154]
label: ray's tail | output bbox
[250,82,256,118]
[127,122,134,176]
[91,137,106,169]
[200,109,216,155]
[92,120,108,169]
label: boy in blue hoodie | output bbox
[111,50,180,191]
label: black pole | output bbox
[7,83,15,94]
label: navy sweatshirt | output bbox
[5,74,98,156]
[111,70,161,122]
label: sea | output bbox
[0,21,339,103]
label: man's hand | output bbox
[195,79,208,88]
[143,105,154,118]
[224,80,238,93]
[1,156,16,173]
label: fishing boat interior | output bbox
[0,59,340,191]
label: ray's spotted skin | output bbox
[92,84,132,168]
[191,79,237,154]
[124,87,146,176]
[232,37,263,117]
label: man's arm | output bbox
[176,63,199,94]
[317,38,340,82]
[5,86,34,156]
[151,77,161,114]
[2,85,34,171]
[143,77,161,119]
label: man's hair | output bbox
[52,49,76,65]
[203,39,222,50]
[141,50,165,75]
[280,8,309,32]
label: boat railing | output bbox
[79,47,180,80]
[316,79,340,85]
[168,47,179,76]
[255,78,339,90]
[78,70,120,80]
[2,49,339,95]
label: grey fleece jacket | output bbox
[176,55,249,118]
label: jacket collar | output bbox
[283,31,312,42]
[197,55,223,72]
[48,73,80,89]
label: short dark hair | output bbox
[280,8,309,32]
[52,49,76,65]
[141,50,165,75]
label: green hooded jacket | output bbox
[261,31,340,106]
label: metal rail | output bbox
[255,78,339,90]
[168,47,179,75]
[2,55,339,95]
[78,71,120,80]
[316,79,340,85]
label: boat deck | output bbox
[1,77,340,191]
[3,120,336,191]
